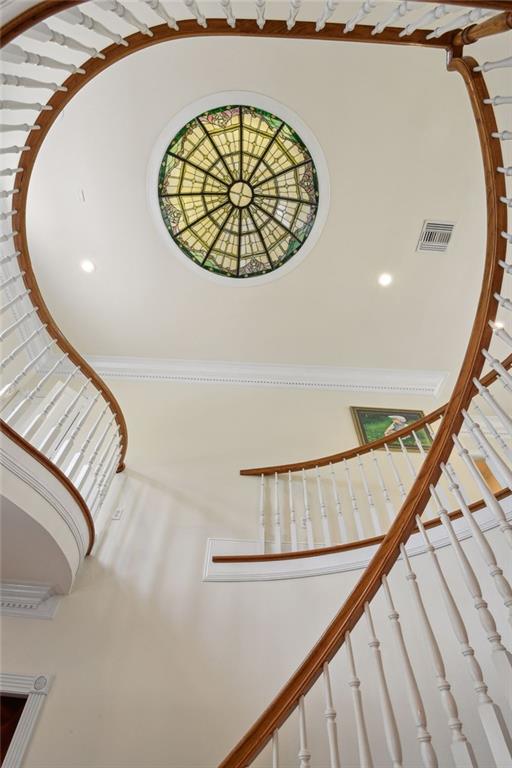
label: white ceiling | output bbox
[15,3,509,400]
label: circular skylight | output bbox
[157,105,319,279]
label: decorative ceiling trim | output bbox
[0,583,59,620]
[86,356,447,396]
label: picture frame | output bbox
[350,406,433,452]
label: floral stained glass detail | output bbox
[158,105,319,278]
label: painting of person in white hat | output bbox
[384,414,407,437]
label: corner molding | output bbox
[86,356,447,396]
[0,671,52,768]
[0,583,59,619]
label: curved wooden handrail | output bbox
[240,353,512,476]
[0,419,95,555]
[218,54,506,767]
[212,487,511,563]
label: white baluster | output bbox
[183,0,207,28]
[417,516,512,767]
[399,3,450,37]
[427,8,490,39]
[498,166,512,177]
[442,462,512,625]
[287,0,302,31]
[59,7,129,46]
[357,455,381,535]
[255,0,265,29]
[322,662,341,768]
[494,131,512,141]
[0,168,22,178]
[372,1,411,35]
[301,469,315,548]
[474,377,512,435]
[219,0,236,28]
[382,575,438,768]
[91,447,120,515]
[144,0,179,29]
[298,696,311,768]
[0,231,17,244]
[1,289,30,313]
[454,434,512,548]
[345,630,374,768]
[86,432,118,505]
[430,484,512,710]
[475,56,512,73]
[364,602,403,767]
[371,450,395,524]
[22,366,79,441]
[1,44,85,74]
[36,378,90,453]
[490,321,512,350]
[344,1,377,33]
[258,473,265,552]
[400,543,477,767]
[473,402,512,463]
[25,22,106,59]
[288,471,298,551]
[272,730,279,768]
[4,352,67,423]
[95,1,154,36]
[274,472,282,551]
[0,73,67,92]
[483,348,512,391]
[0,307,37,342]
[316,466,331,546]
[81,431,118,499]
[0,250,19,264]
[0,271,24,291]
[484,96,512,106]
[77,417,118,492]
[0,101,51,113]
[66,402,109,480]
[0,337,56,398]
[344,459,364,539]
[463,410,512,491]
[384,444,407,501]
[0,209,18,219]
[316,0,338,32]
[52,390,101,466]
[330,463,347,542]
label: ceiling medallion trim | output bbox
[148,92,330,287]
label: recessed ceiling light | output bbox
[80,259,95,273]
[378,273,393,287]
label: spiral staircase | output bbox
[1,1,512,766]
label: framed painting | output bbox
[350,407,433,451]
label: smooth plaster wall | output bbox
[1,379,511,767]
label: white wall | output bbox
[2,379,511,767]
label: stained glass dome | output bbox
[158,105,319,279]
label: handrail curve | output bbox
[217,54,507,767]
[240,353,512,476]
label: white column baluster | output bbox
[483,348,512,390]
[463,410,512,490]
[344,1,377,34]
[416,516,512,767]
[398,436,416,479]
[255,0,265,29]
[372,1,411,36]
[0,290,29,314]
[430,484,512,709]
[144,0,179,29]
[316,0,338,32]
[442,462,512,625]
[0,250,20,265]
[322,662,341,768]
[183,0,207,27]
[219,0,236,28]
[25,22,106,59]
[0,123,39,134]
[474,377,512,435]
[85,431,118,505]
[384,443,407,501]
[486,96,512,106]
[454,434,512,547]
[4,352,68,423]
[399,3,450,37]
[59,7,129,46]
[298,696,311,768]
[472,403,512,463]
[475,56,512,73]
[66,402,109,480]
[330,463,347,542]
[274,472,282,551]
[400,543,477,767]
[427,8,490,39]
[37,379,89,453]
[2,44,86,75]
[0,73,67,91]
[357,455,381,534]
[490,321,512,349]
[52,390,101,466]
[344,459,364,539]
[345,630,374,768]
[259,473,265,553]
[364,602,403,767]
[0,338,56,399]
[301,469,315,548]
[0,272,24,291]
[0,100,51,112]
[22,366,80,441]
[287,0,302,30]
[95,1,153,36]
[272,730,279,768]
[288,471,298,551]
[0,307,38,342]
[77,416,118,492]
[91,447,120,515]
[494,131,512,141]
[371,450,395,524]
[382,575,438,768]
[316,466,331,546]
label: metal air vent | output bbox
[416,220,455,253]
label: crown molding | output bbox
[0,583,59,619]
[86,356,447,396]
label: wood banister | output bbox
[454,11,512,45]
[217,55,506,767]
[239,353,512,476]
